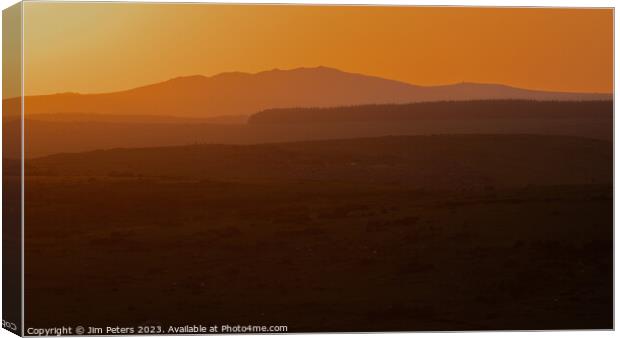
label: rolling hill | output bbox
[27,134,612,189]
[249,100,613,124]
[3,99,610,158]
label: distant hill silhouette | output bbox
[5,67,612,118]
[249,100,613,124]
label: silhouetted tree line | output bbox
[249,100,613,124]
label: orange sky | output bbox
[22,3,613,96]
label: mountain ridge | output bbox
[4,66,612,119]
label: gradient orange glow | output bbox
[23,3,613,96]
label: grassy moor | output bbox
[23,134,612,330]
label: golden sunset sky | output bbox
[22,3,613,96]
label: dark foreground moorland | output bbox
[23,134,612,331]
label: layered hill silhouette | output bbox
[5,67,612,119]
[249,100,613,124]
[5,99,609,158]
